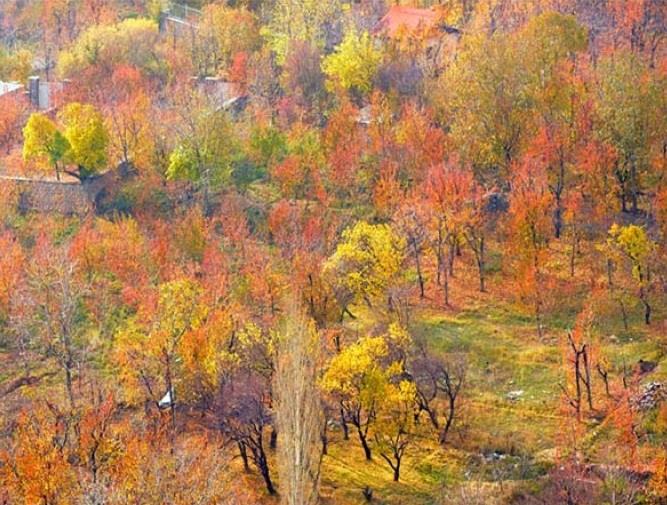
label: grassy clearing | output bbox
[320,433,461,505]
[319,251,666,503]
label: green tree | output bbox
[595,52,666,213]
[436,13,587,183]
[262,0,342,64]
[436,33,531,180]
[166,99,238,213]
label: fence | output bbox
[166,2,202,22]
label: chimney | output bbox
[28,76,40,108]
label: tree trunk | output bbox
[238,441,250,472]
[442,262,450,307]
[426,406,439,430]
[619,298,629,331]
[440,396,455,445]
[582,345,593,411]
[340,407,349,440]
[258,456,276,495]
[569,233,577,277]
[269,427,277,450]
[357,426,372,460]
[477,237,485,292]
[413,239,425,299]
[436,227,444,286]
[64,360,76,410]
[164,352,176,432]
[641,291,651,325]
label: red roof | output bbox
[373,6,439,38]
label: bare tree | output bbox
[411,350,466,445]
[274,305,323,505]
[560,331,594,417]
[216,372,276,495]
[12,243,90,411]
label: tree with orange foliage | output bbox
[0,407,79,504]
[0,93,28,155]
[425,163,477,304]
[69,216,152,312]
[101,65,153,169]
[609,0,667,64]
[323,99,364,200]
[0,232,23,328]
[507,160,553,337]
[77,391,117,484]
[649,449,667,502]
[393,104,446,188]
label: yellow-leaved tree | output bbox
[59,102,109,178]
[22,113,70,180]
[606,224,656,325]
[322,30,383,97]
[374,379,417,482]
[114,278,207,427]
[324,220,405,319]
[57,18,162,79]
[320,335,402,461]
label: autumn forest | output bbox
[0,0,666,503]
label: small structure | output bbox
[373,6,462,72]
[27,76,64,111]
[356,105,372,126]
[158,388,175,409]
[373,6,443,39]
[0,81,23,99]
[195,77,250,117]
[159,2,201,38]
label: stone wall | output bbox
[0,165,128,216]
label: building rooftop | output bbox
[373,6,440,38]
[0,81,23,97]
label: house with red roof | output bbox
[373,6,441,39]
[373,5,461,72]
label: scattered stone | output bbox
[507,390,524,401]
[482,450,507,462]
[632,382,667,411]
[484,191,509,214]
[638,359,658,374]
